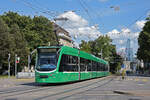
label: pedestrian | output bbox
[122,69,126,80]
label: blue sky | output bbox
[0,0,149,33]
[0,0,150,54]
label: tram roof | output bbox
[37,45,62,49]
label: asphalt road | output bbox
[0,76,150,100]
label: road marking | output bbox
[138,84,144,85]
[134,78,139,81]
[142,79,148,82]
[3,85,10,87]
[127,78,132,80]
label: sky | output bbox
[0,0,150,55]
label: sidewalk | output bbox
[0,77,34,89]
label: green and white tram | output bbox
[35,46,109,83]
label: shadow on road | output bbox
[20,80,87,87]
[5,98,18,100]
[20,77,105,87]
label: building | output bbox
[126,39,133,61]
[52,23,73,47]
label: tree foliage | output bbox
[79,35,123,73]
[0,11,57,74]
[0,18,11,70]
[137,18,150,62]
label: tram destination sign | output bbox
[38,48,57,53]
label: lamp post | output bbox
[28,49,37,72]
[8,53,10,78]
[15,54,17,77]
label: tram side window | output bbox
[97,62,101,71]
[59,54,78,72]
[99,63,102,71]
[80,58,92,72]
[101,63,104,71]
[87,60,92,71]
[105,64,108,71]
[104,64,108,71]
[103,64,106,71]
[102,64,105,71]
[80,57,86,71]
[71,56,78,72]
[92,61,97,71]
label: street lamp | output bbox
[28,49,37,72]
[8,53,10,78]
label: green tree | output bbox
[94,35,112,60]
[137,18,150,73]
[0,11,58,74]
[79,40,93,54]
[137,19,150,62]
[31,16,57,48]
[79,35,123,73]
[10,24,29,72]
[1,12,57,51]
[0,18,13,73]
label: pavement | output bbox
[0,76,150,100]
[0,77,35,89]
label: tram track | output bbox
[34,76,115,100]
[0,82,53,94]
[0,85,55,98]
[58,77,114,100]
[0,86,39,94]
[0,76,115,99]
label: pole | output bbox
[54,30,59,46]
[8,53,10,78]
[28,55,30,72]
[101,49,103,59]
[15,54,17,77]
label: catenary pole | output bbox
[8,53,10,78]
[28,55,30,72]
[15,54,17,77]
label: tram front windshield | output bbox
[36,48,58,71]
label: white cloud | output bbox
[58,11,88,27]
[135,20,146,30]
[106,27,140,55]
[56,11,145,56]
[121,28,130,33]
[107,29,120,38]
[56,11,101,47]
